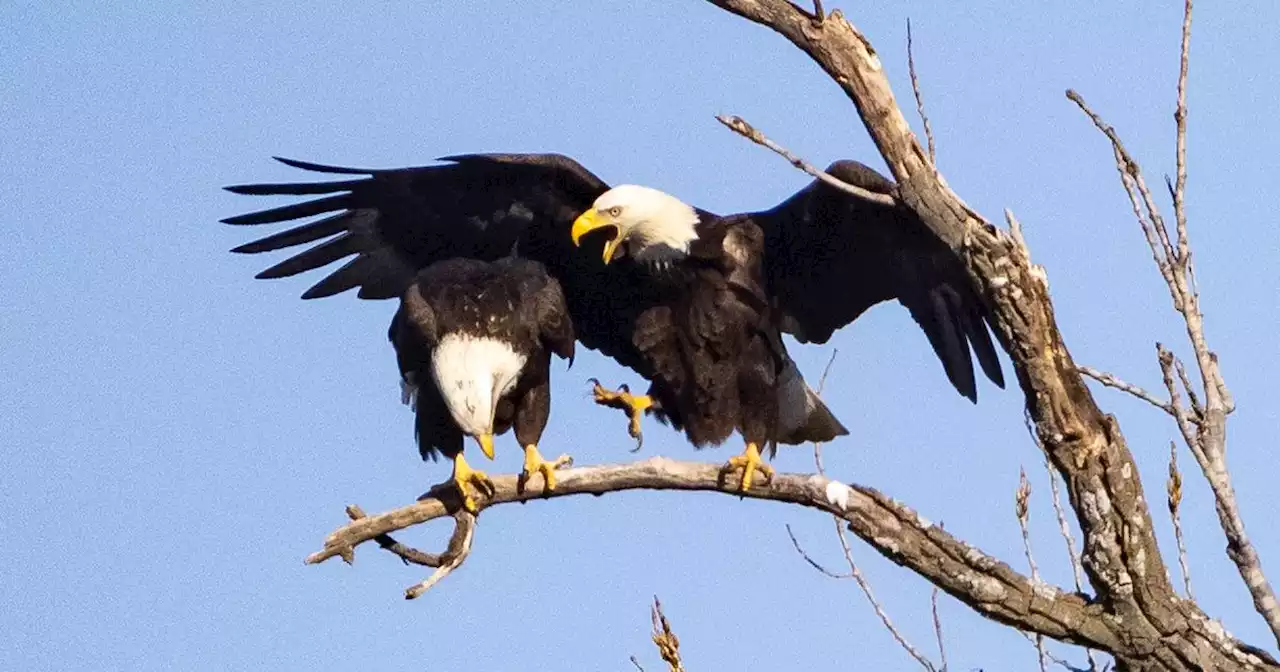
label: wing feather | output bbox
[222,152,662,370]
[221,152,610,302]
[229,211,354,254]
[755,160,1006,402]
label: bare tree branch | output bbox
[801,349,936,671]
[811,348,839,475]
[310,459,1121,648]
[831,517,938,672]
[1168,443,1194,600]
[931,573,949,672]
[309,457,1277,669]
[1065,0,1277,645]
[786,523,851,579]
[1015,467,1050,672]
[905,18,936,164]
[1077,365,1182,420]
[1026,413,1103,672]
[404,512,475,600]
[697,0,1278,666]
[344,504,446,568]
[1019,632,1095,672]
[1174,0,1192,264]
[1066,89,1180,291]
[714,114,897,206]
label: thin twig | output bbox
[714,114,897,206]
[1173,0,1192,264]
[1066,90,1179,294]
[1019,632,1093,672]
[906,18,936,164]
[787,523,852,579]
[802,350,934,671]
[1046,463,1103,672]
[1173,353,1203,416]
[630,655,648,672]
[811,348,840,475]
[1158,344,1208,465]
[1015,467,1049,672]
[1169,442,1195,599]
[811,0,824,24]
[833,518,938,672]
[789,518,934,671]
[1026,414,1100,672]
[1077,365,1181,419]
[931,522,949,672]
[1043,460,1087,594]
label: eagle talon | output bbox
[588,379,654,449]
[519,443,565,493]
[451,452,496,513]
[720,442,774,493]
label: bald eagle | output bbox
[390,256,574,511]
[223,153,1005,490]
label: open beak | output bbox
[571,210,622,264]
[476,433,495,460]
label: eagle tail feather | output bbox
[774,362,850,446]
[784,385,849,445]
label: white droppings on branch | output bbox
[826,479,855,510]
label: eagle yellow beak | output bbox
[571,209,622,265]
[477,433,495,460]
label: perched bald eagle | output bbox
[390,257,574,511]
[223,153,1005,490]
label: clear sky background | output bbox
[3,2,1278,670]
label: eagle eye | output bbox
[607,206,622,217]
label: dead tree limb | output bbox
[309,458,1275,670]
[698,0,1275,667]
[311,459,1117,649]
[1064,0,1277,643]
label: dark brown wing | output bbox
[753,160,1006,402]
[223,153,666,371]
[222,153,607,299]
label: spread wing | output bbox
[754,160,1006,402]
[222,153,609,300]
[222,152,663,371]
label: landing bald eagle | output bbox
[223,153,1005,490]
[390,256,574,511]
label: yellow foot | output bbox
[518,443,566,493]
[588,378,653,451]
[720,442,774,493]
[451,452,496,513]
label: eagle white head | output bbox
[427,333,528,460]
[570,185,700,264]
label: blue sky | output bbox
[3,1,1278,670]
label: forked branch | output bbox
[310,457,1118,652]
[1066,0,1278,643]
